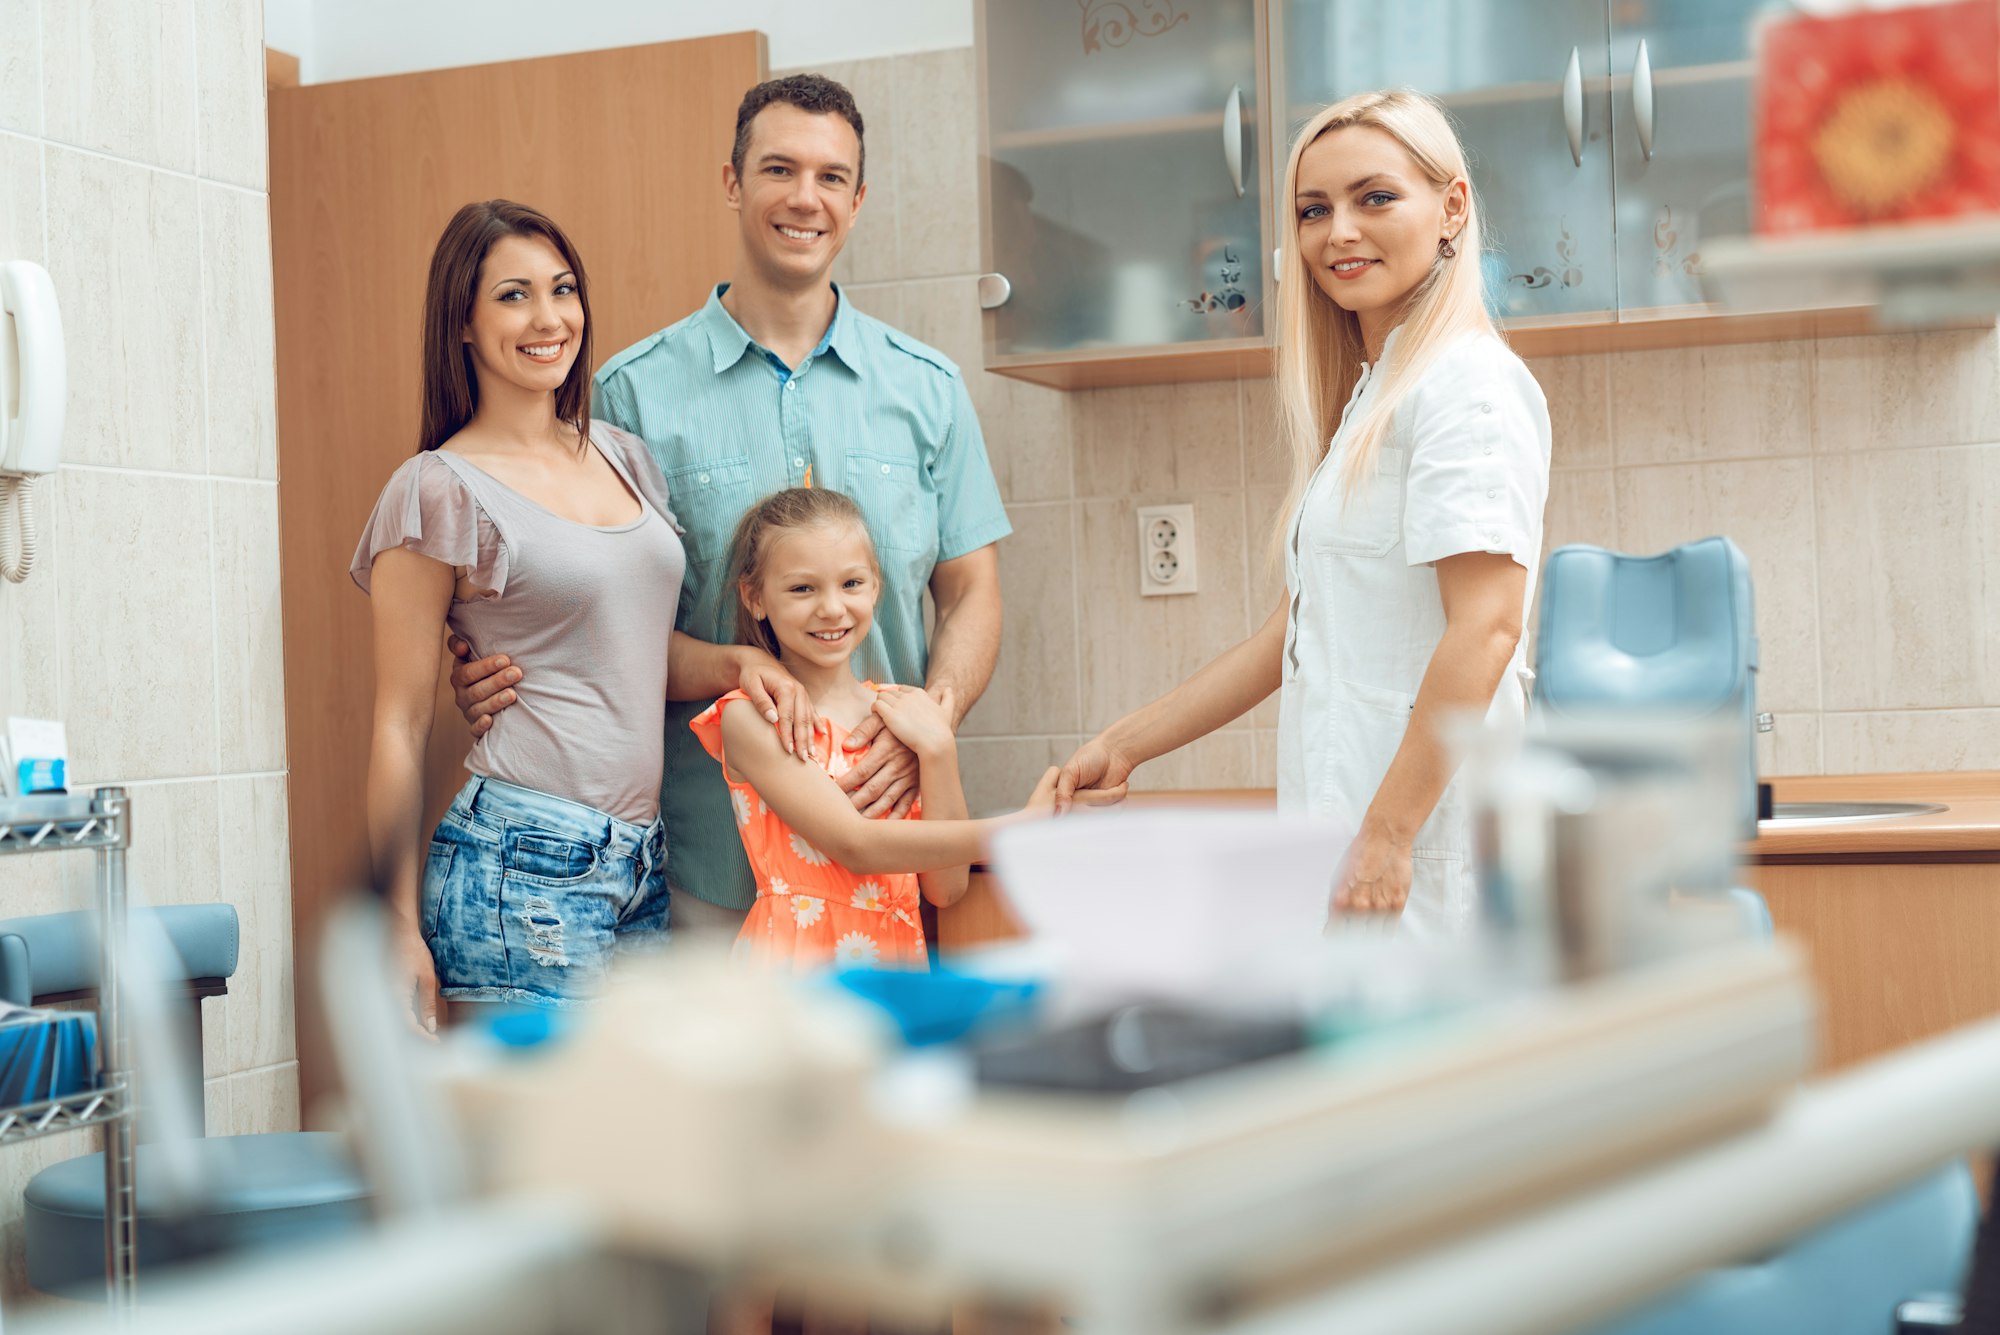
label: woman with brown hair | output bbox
[352,200,810,1027]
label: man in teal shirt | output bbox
[454,74,1010,937]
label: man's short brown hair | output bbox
[731,74,866,186]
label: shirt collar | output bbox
[698,282,860,379]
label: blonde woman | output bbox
[1056,92,1551,935]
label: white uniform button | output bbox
[1486,488,1498,499]
[1483,444,1493,455]
[1479,401,1493,414]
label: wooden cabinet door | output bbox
[268,33,766,1112]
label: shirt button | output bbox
[697,473,710,485]
[793,457,805,468]
[881,463,892,475]
[1486,488,1498,499]
[1479,402,1493,414]
[1483,444,1493,455]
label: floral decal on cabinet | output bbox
[1507,219,1585,291]
[1654,206,1701,279]
[1184,247,1247,313]
[1080,0,1189,54]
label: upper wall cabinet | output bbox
[977,0,1272,385]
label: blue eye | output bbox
[1363,191,1397,206]
[1298,204,1328,222]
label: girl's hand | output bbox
[871,683,957,761]
[1332,821,1413,916]
[397,930,441,1038]
[736,649,817,760]
[1025,765,1062,813]
[1053,735,1135,814]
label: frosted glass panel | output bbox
[982,0,1265,356]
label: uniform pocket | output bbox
[505,829,600,885]
[843,448,935,555]
[661,456,756,569]
[1310,444,1406,559]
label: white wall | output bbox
[264,0,975,84]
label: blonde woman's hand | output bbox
[1054,735,1134,814]
[1331,820,1413,916]
[870,683,957,763]
[735,649,817,760]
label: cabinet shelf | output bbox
[1700,218,2000,327]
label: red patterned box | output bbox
[1756,0,2000,234]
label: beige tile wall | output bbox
[0,0,294,1303]
[801,47,2000,813]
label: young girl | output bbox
[691,487,1057,971]
[1057,91,1552,937]
[354,200,809,1024]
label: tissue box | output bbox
[1756,0,2000,234]
[0,1004,97,1108]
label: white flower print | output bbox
[731,789,753,826]
[833,931,880,967]
[850,881,886,912]
[789,832,830,866]
[766,875,790,898]
[791,895,824,926]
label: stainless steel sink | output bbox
[1760,800,1946,828]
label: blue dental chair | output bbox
[1538,538,1979,1333]
[2,905,370,1295]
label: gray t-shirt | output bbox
[352,422,686,824]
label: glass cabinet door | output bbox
[980,0,1265,358]
[1279,0,1617,324]
[1608,0,1788,314]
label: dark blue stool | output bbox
[1,906,370,1295]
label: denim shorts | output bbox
[421,775,669,1008]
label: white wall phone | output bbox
[0,258,65,583]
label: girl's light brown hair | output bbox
[726,488,879,657]
[418,199,595,454]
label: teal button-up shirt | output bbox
[594,284,1013,911]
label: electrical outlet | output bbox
[1136,504,1197,597]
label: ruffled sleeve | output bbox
[593,421,686,536]
[688,689,753,766]
[348,452,510,598]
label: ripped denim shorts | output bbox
[421,775,669,1008]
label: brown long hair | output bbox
[418,200,595,453]
[726,488,877,658]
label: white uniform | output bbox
[1277,327,1552,936]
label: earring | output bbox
[1438,235,1458,259]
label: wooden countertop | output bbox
[976,775,2000,867]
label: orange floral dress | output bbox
[689,687,929,973]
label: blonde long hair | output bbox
[1273,91,1495,552]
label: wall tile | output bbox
[1542,467,1617,556]
[41,0,196,172]
[1759,712,1822,777]
[203,1073,231,1136]
[956,736,1075,817]
[1815,447,2000,712]
[1241,379,1291,488]
[1615,458,1819,711]
[801,56,900,287]
[0,132,41,261]
[219,776,296,1071]
[0,0,37,133]
[892,48,980,279]
[122,778,220,907]
[1126,729,1257,791]
[55,471,217,780]
[212,481,286,770]
[1610,339,1815,466]
[1246,485,1287,727]
[0,474,60,720]
[225,1062,302,1136]
[1074,380,1241,498]
[1527,353,1613,470]
[1822,710,2000,774]
[193,0,264,189]
[841,281,904,331]
[1814,327,2000,455]
[1250,729,1280,789]
[1076,492,1253,731]
[963,503,1079,737]
[201,184,277,479]
[45,150,202,472]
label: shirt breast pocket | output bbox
[661,456,756,568]
[1310,444,1406,559]
[844,449,936,556]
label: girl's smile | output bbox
[746,520,879,682]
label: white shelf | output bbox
[1700,217,2000,327]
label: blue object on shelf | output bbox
[832,967,1039,1047]
[0,1004,95,1107]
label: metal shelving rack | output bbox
[0,786,138,1310]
